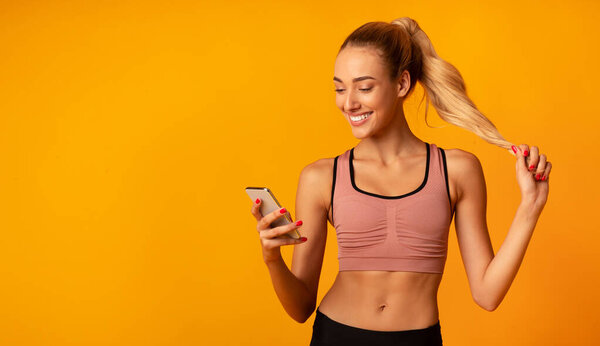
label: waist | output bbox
[318,271,442,331]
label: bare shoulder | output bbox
[443,147,482,173]
[442,147,485,199]
[298,156,336,209]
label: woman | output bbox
[250,17,551,346]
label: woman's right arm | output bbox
[251,160,330,323]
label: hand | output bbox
[508,144,552,211]
[250,198,307,264]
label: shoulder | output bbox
[442,147,482,173]
[299,156,336,183]
[297,156,338,207]
[440,147,485,197]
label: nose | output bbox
[343,89,361,113]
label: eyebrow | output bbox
[333,76,376,83]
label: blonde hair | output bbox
[339,17,515,150]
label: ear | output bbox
[396,69,411,98]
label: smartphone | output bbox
[245,186,301,239]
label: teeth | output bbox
[350,112,372,121]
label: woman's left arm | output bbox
[451,144,551,311]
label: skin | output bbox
[251,45,551,330]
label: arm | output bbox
[265,159,330,323]
[265,256,314,323]
[480,200,539,311]
[451,149,542,311]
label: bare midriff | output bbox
[317,270,443,331]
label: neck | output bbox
[355,109,425,165]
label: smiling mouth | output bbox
[349,111,373,121]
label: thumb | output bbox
[511,144,527,170]
[507,146,516,157]
[508,144,520,157]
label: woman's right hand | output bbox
[250,198,307,264]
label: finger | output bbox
[520,143,530,158]
[258,206,290,231]
[508,144,518,157]
[251,198,263,221]
[262,237,307,250]
[511,144,527,168]
[533,153,547,181]
[541,161,551,182]
[540,161,552,181]
[527,146,540,176]
[261,219,302,239]
[519,143,530,170]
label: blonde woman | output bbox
[250,17,551,346]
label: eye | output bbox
[334,88,372,93]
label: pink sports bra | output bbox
[330,142,454,274]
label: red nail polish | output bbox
[529,165,534,170]
[535,174,540,180]
[511,145,517,154]
[300,237,307,242]
[255,198,260,204]
[542,176,546,181]
[280,208,286,214]
[296,220,303,226]
[524,150,529,156]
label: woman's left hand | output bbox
[508,144,551,211]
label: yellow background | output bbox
[1,0,598,345]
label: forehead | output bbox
[334,46,385,82]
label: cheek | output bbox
[364,93,386,109]
[376,92,397,109]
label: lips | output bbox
[348,111,373,126]
[349,111,373,120]
[348,112,372,116]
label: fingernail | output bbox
[255,198,260,204]
[511,145,517,154]
[523,150,529,157]
[300,237,307,242]
[542,175,546,181]
[529,164,535,171]
[535,173,540,180]
[296,220,303,226]
[280,208,286,214]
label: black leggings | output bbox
[310,307,443,346]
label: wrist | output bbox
[519,197,537,208]
[518,198,542,219]
[264,253,284,267]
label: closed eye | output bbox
[334,88,372,93]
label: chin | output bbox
[350,127,372,139]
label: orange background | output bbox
[1,0,599,345]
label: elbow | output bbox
[481,302,498,312]
[292,311,314,324]
[474,294,498,312]
[292,301,316,324]
[293,313,311,324]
